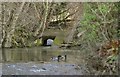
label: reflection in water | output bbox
[0,48,2,62]
[2,48,6,62]
[2,47,83,63]
[41,50,47,61]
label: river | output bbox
[0,46,88,75]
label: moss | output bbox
[53,37,64,45]
[34,38,42,46]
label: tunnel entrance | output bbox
[42,36,56,46]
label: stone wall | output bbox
[42,29,67,45]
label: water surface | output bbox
[1,47,87,75]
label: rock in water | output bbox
[47,39,53,46]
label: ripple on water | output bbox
[30,68,47,72]
[3,63,84,75]
[7,65,16,68]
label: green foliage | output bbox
[77,3,118,43]
[77,3,119,74]
[107,55,118,64]
[53,37,63,45]
[34,38,42,46]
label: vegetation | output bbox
[0,2,119,75]
[75,3,119,75]
[1,2,83,47]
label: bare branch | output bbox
[89,4,103,21]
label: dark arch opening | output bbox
[42,36,56,46]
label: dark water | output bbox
[1,47,83,63]
[1,47,87,75]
